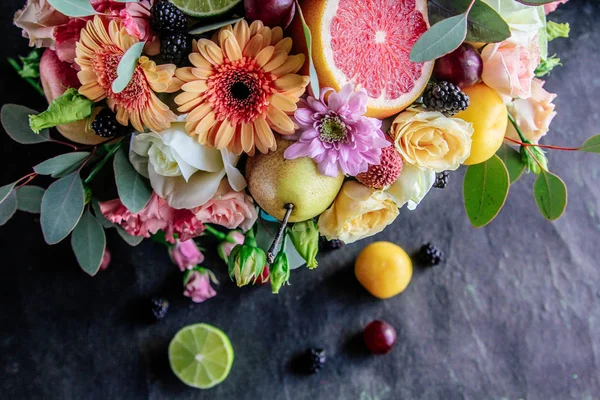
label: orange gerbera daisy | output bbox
[175,20,310,155]
[75,16,181,132]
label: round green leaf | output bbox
[71,211,106,276]
[410,12,468,63]
[16,186,45,214]
[116,226,144,246]
[112,42,145,94]
[463,155,511,228]
[580,134,600,153]
[41,172,85,245]
[0,191,17,226]
[47,0,97,17]
[0,181,18,204]
[1,104,50,144]
[534,170,568,221]
[34,152,90,178]
[113,145,152,213]
[496,144,526,184]
[189,17,244,35]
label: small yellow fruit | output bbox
[455,83,508,165]
[355,242,413,299]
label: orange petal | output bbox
[270,93,298,113]
[214,120,236,149]
[263,50,288,72]
[274,74,307,91]
[241,123,255,154]
[270,54,306,76]
[189,53,213,70]
[257,27,271,48]
[187,102,212,122]
[192,67,213,79]
[218,29,235,49]
[254,46,275,68]
[224,36,242,61]
[177,96,204,113]
[266,104,295,135]
[175,67,197,82]
[194,111,217,138]
[274,37,292,53]
[181,80,209,94]
[270,27,283,45]
[243,34,264,58]
[234,20,250,51]
[198,39,224,65]
[249,20,264,36]
[253,118,275,152]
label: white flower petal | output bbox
[220,149,247,191]
[387,164,435,210]
[160,122,223,172]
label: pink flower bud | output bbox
[99,248,111,271]
[217,231,246,263]
[183,270,217,303]
[169,240,205,271]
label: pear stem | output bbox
[267,203,294,265]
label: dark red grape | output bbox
[433,43,483,89]
[363,320,397,355]
[244,0,296,29]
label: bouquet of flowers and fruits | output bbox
[1,0,596,303]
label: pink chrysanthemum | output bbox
[284,83,389,177]
[356,144,403,189]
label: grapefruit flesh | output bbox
[294,0,433,119]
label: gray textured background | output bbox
[1,1,599,399]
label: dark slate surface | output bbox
[1,1,599,399]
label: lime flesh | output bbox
[169,323,234,389]
[169,0,242,17]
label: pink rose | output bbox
[170,239,205,271]
[39,49,80,103]
[217,231,245,262]
[100,193,205,244]
[13,0,69,49]
[193,180,258,231]
[481,39,540,102]
[184,270,217,303]
[99,248,112,271]
[544,0,568,14]
[506,78,557,144]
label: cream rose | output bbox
[318,181,399,244]
[481,0,544,46]
[390,109,473,172]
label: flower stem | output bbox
[267,203,294,265]
[84,139,123,184]
[507,112,529,143]
[8,57,44,97]
[203,225,227,241]
[15,172,38,189]
[523,146,546,171]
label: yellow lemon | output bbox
[354,242,412,299]
[455,83,508,165]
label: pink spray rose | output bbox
[99,248,112,271]
[193,180,258,231]
[170,240,205,271]
[217,231,245,262]
[481,39,540,102]
[506,78,557,144]
[39,49,80,103]
[544,0,568,14]
[184,270,217,303]
[13,0,69,49]
[100,193,205,244]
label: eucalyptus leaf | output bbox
[34,152,90,178]
[410,12,468,63]
[71,211,106,276]
[580,134,600,153]
[0,181,18,204]
[496,145,526,184]
[91,198,114,228]
[534,170,568,221]
[0,191,17,226]
[189,17,244,35]
[463,155,510,228]
[295,0,320,98]
[116,226,144,246]
[47,0,97,17]
[516,0,556,5]
[41,171,85,245]
[113,145,151,213]
[112,42,145,94]
[1,104,50,144]
[16,186,45,213]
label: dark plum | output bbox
[433,43,483,89]
[244,0,296,29]
[363,320,397,355]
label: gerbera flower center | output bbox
[206,57,275,125]
[318,114,348,143]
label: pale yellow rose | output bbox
[390,108,474,172]
[318,181,399,244]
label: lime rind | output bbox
[169,0,242,18]
[169,323,234,389]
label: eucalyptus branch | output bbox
[84,139,124,184]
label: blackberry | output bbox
[91,109,132,138]
[161,33,192,66]
[150,297,169,320]
[320,237,345,251]
[418,243,444,267]
[433,171,450,189]
[151,1,187,34]
[423,81,470,116]
[304,348,326,374]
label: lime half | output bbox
[169,0,242,17]
[169,323,234,389]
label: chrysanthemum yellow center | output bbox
[319,114,348,143]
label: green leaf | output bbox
[496,145,526,184]
[34,152,90,178]
[71,211,106,276]
[16,186,45,213]
[516,0,557,5]
[546,21,570,41]
[580,135,600,153]
[91,198,114,228]
[295,0,320,98]
[429,0,511,44]
[116,226,144,246]
[29,88,94,133]
[1,104,50,144]
[463,155,510,228]
[535,55,562,77]
[410,12,468,63]
[0,191,17,226]
[0,181,17,204]
[189,17,244,35]
[47,0,97,17]
[113,145,151,213]
[41,171,85,245]
[534,170,568,221]
[112,42,145,94]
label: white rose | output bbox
[481,0,544,46]
[386,164,436,211]
[130,118,246,209]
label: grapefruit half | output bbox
[291,0,433,119]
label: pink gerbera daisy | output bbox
[284,83,389,177]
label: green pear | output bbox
[245,139,344,222]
